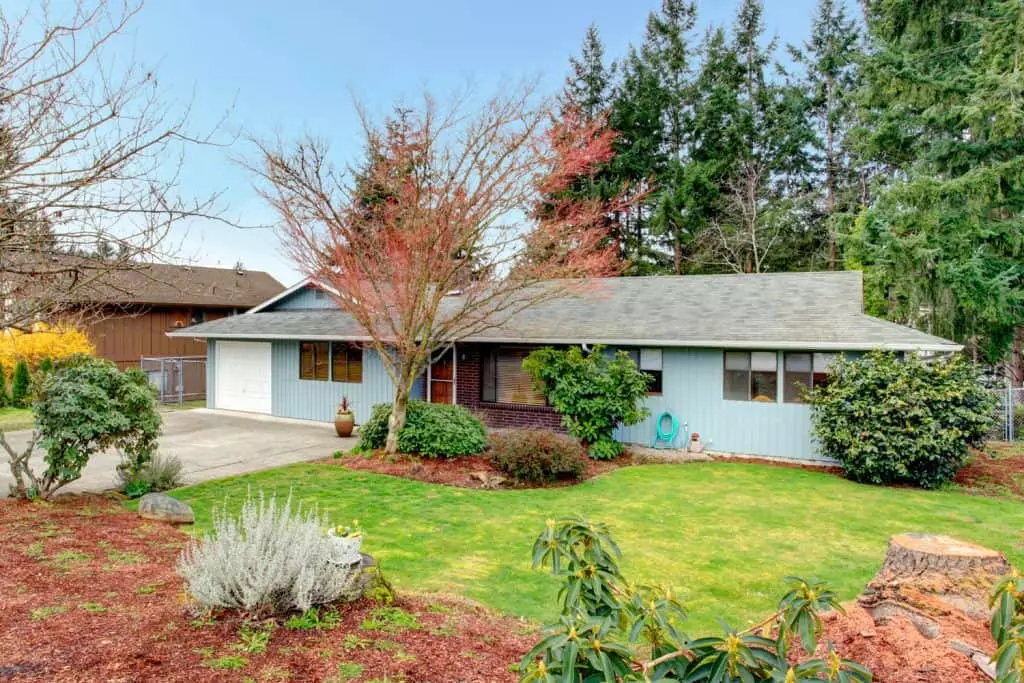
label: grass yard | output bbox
[172,461,1024,636]
[0,407,33,432]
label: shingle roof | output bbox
[74,263,285,308]
[168,271,961,352]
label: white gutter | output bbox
[166,330,961,353]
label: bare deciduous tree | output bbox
[255,87,631,454]
[702,160,784,274]
[0,0,228,330]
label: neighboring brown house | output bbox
[77,263,284,369]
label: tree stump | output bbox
[859,533,1011,638]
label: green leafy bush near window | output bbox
[357,400,487,458]
[519,516,871,682]
[808,351,995,489]
[488,430,588,484]
[522,345,650,460]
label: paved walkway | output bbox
[0,409,356,497]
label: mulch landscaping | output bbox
[954,441,1024,501]
[0,495,535,682]
[325,451,624,489]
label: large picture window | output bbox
[625,348,664,395]
[783,352,834,403]
[299,341,329,380]
[723,351,778,402]
[331,343,363,383]
[480,347,547,406]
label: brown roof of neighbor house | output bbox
[76,263,285,308]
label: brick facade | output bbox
[455,343,565,431]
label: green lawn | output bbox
[0,407,33,432]
[171,462,1024,635]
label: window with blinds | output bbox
[300,342,329,380]
[480,347,547,406]
[331,343,363,383]
[723,350,778,402]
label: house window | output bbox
[480,347,547,406]
[331,343,363,383]
[299,342,329,380]
[625,348,664,395]
[783,352,835,403]
[724,351,778,402]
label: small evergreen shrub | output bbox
[523,345,650,460]
[809,351,995,489]
[357,400,487,457]
[38,357,54,374]
[0,368,8,408]
[488,430,588,483]
[177,492,362,617]
[11,360,31,408]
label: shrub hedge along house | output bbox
[168,271,960,461]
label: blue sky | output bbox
[34,0,825,285]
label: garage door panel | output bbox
[216,342,272,414]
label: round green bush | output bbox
[488,429,588,483]
[808,351,995,489]
[357,400,487,458]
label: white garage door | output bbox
[215,341,272,414]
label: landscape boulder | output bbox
[137,492,195,524]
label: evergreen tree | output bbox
[0,367,8,408]
[789,0,863,269]
[11,360,31,409]
[39,357,54,374]
[851,0,1024,360]
[561,24,614,121]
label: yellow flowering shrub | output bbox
[0,323,95,377]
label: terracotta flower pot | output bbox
[335,411,355,438]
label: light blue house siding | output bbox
[614,348,824,461]
[271,287,337,310]
[270,341,423,424]
[206,339,217,408]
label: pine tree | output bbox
[561,24,614,121]
[852,0,1024,360]
[11,360,31,409]
[790,0,862,270]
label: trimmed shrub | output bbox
[10,360,30,408]
[357,400,487,457]
[523,345,650,460]
[809,351,995,489]
[177,492,362,617]
[488,430,588,484]
[118,453,185,498]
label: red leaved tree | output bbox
[253,86,630,454]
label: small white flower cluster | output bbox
[177,491,361,616]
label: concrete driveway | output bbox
[0,409,355,497]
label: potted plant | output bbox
[327,520,363,565]
[334,396,355,437]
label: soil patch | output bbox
[0,495,534,682]
[815,602,994,682]
[324,451,625,489]
[955,442,1024,501]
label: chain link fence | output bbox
[140,356,207,405]
[991,386,1024,442]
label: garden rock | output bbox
[137,493,194,524]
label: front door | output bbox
[429,346,455,404]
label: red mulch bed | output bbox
[815,603,995,682]
[325,451,624,489]
[0,496,535,682]
[954,442,1024,501]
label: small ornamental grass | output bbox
[357,400,487,458]
[488,430,588,484]
[177,491,361,617]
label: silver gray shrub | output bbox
[177,491,361,616]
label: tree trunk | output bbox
[859,533,1011,638]
[384,384,410,457]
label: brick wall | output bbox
[456,343,565,431]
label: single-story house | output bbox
[168,271,960,461]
